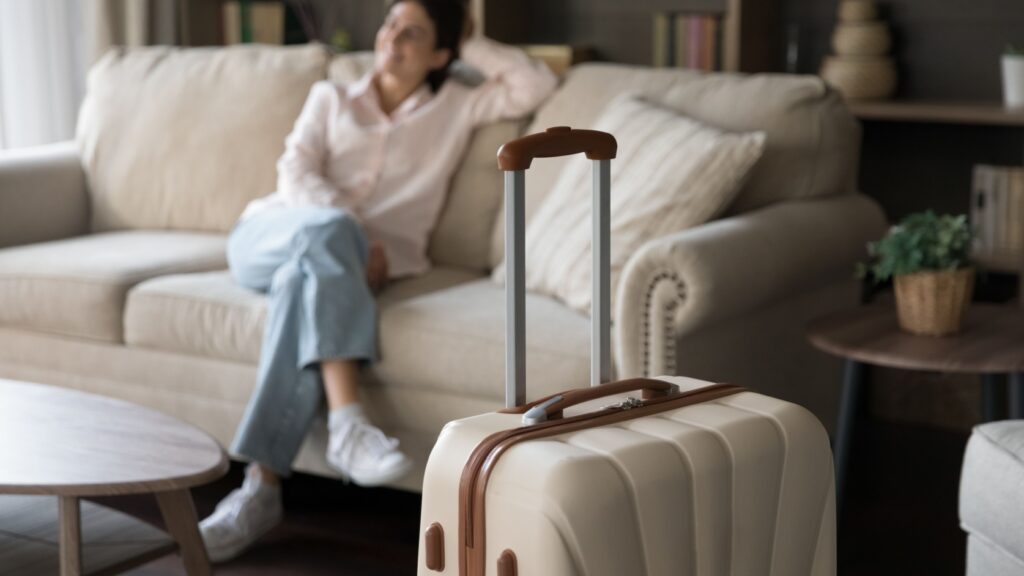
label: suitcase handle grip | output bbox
[510,378,679,423]
[497,126,617,170]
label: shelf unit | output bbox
[850,100,1024,278]
[848,101,1024,128]
[477,0,782,73]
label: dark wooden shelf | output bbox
[848,100,1024,127]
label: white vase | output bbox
[1002,54,1024,108]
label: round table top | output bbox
[0,379,228,496]
[807,303,1024,374]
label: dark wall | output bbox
[860,123,1024,221]
[786,0,1024,100]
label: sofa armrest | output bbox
[0,140,89,249]
[614,193,887,377]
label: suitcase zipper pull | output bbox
[605,397,644,410]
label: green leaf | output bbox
[855,210,973,282]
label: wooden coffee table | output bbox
[807,303,1024,514]
[0,379,229,575]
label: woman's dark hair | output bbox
[389,0,467,92]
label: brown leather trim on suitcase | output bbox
[458,383,745,575]
[497,549,517,576]
[424,523,444,571]
[496,377,677,416]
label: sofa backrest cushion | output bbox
[489,64,860,266]
[329,52,521,272]
[78,44,329,233]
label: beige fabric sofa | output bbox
[0,44,885,491]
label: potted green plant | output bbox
[1003,44,1024,108]
[858,211,974,336]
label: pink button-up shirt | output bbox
[240,38,558,278]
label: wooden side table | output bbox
[807,304,1024,514]
[0,379,229,575]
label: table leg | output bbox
[834,359,864,519]
[1011,373,1024,420]
[981,374,1001,422]
[156,489,211,576]
[59,496,82,576]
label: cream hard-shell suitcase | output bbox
[417,128,836,576]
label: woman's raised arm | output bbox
[461,36,558,126]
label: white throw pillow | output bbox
[493,96,766,314]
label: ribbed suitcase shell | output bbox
[417,375,836,576]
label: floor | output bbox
[98,471,421,576]
[96,419,972,576]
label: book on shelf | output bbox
[521,45,595,76]
[652,12,721,71]
[223,1,285,45]
[971,164,1024,272]
[652,13,670,68]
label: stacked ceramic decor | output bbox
[820,0,897,100]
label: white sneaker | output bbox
[326,413,414,486]
[199,464,283,563]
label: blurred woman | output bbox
[199,0,557,562]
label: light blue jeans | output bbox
[227,206,378,477]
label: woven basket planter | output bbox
[893,268,975,336]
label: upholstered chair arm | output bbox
[0,141,89,249]
[614,194,887,377]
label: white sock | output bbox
[244,463,281,496]
[328,403,366,433]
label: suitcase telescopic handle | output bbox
[498,127,618,409]
[497,126,617,171]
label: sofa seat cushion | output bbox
[124,267,481,363]
[373,279,592,402]
[959,421,1024,569]
[0,231,227,342]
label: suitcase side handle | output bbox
[521,378,680,424]
[500,127,618,408]
[497,126,617,170]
